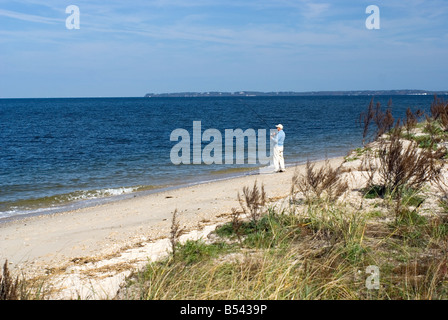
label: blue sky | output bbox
[0,0,447,98]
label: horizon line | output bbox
[2,89,448,100]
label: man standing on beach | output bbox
[271,124,285,172]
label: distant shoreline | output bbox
[144,90,448,98]
[2,91,447,100]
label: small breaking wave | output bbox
[0,185,157,220]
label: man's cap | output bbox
[276,124,283,129]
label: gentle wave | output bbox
[0,185,158,219]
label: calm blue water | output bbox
[0,95,439,220]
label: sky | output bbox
[0,0,447,98]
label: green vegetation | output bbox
[345,147,372,162]
[120,193,448,299]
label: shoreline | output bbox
[0,167,260,224]
[0,160,309,225]
[0,156,344,298]
[0,157,344,300]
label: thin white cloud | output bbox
[0,8,62,24]
[299,1,332,20]
[1,1,446,54]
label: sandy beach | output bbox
[0,157,345,298]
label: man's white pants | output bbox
[273,145,285,172]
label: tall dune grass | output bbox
[120,197,448,300]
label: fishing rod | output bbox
[238,99,272,129]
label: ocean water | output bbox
[0,95,439,220]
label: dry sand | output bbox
[0,157,345,299]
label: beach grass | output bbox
[120,171,448,299]
[120,198,448,300]
[0,260,48,300]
